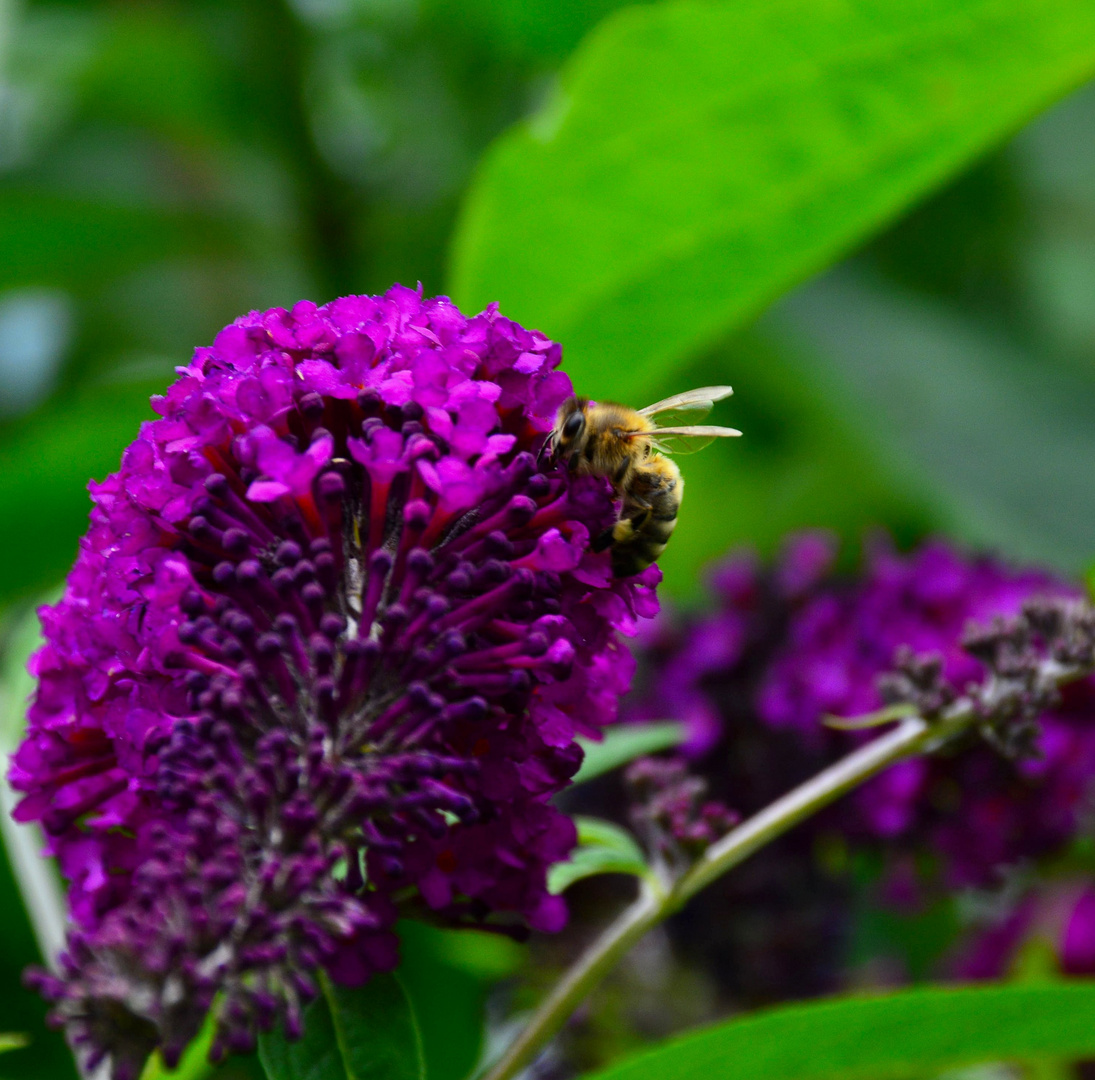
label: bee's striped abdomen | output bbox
[611,520,677,576]
[609,459,682,577]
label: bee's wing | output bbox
[647,424,742,455]
[637,386,734,425]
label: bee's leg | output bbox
[617,507,652,540]
[591,527,615,552]
[593,505,651,552]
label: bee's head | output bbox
[548,397,588,469]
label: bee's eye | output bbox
[563,411,585,440]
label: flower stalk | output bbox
[479,717,932,1080]
[481,598,1095,1080]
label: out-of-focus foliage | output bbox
[258,974,423,1080]
[0,0,545,604]
[582,983,1095,1080]
[451,0,1095,402]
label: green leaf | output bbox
[0,600,51,755]
[778,269,1095,572]
[138,1012,214,1080]
[398,922,522,1080]
[258,973,424,1080]
[0,1035,28,1054]
[451,0,1095,404]
[574,723,688,784]
[581,982,1095,1080]
[400,921,523,984]
[574,817,646,856]
[0,378,161,604]
[548,816,649,894]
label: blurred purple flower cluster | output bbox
[10,287,659,1077]
[632,532,1095,885]
[952,881,1095,980]
[625,756,739,868]
[760,536,1095,887]
[623,531,1095,987]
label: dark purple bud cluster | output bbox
[881,599,1095,759]
[879,607,1095,986]
[877,649,955,723]
[10,287,659,1077]
[625,757,739,870]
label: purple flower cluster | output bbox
[10,287,658,1077]
[625,756,739,869]
[952,881,1095,980]
[627,533,1095,890]
[760,537,1095,887]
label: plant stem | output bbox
[0,783,67,969]
[480,716,936,1080]
[675,716,932,902]
[482,883,666,1080]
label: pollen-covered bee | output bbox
[548,386,741,577]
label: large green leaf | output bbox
[451,0,1095,403]
[582,982,1095,1080]
[258,973,424,1080]
[398,921,522,1080]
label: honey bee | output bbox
[548,386,741,577]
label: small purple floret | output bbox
[949,881,1095,980]
[11,287,659,1077]
[626,756,739,868]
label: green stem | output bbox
[676,716,932,902]
[480,716,936,1080]
[482,883,667,1080]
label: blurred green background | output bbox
[2,0,1095,1076]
